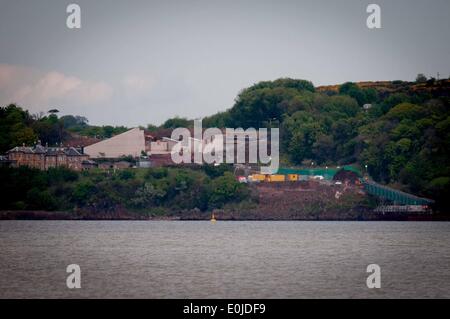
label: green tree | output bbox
[416,73,427,83]
[162,117,192,129]
[209,172,247,208]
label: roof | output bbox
[84,128,145,159]
[82,159,97,165]
[65,147,83,156]
[34,145,47,154]
[7,144,86,156]
[45,148,65,156]
[7,146,34,154]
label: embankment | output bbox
[2,180,443,220]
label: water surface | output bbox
[0,221,449,298]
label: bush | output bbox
[117,170,135,180]
[208,172,248,208]
[72,181,96,204]
[47,167,79,183]
[26,188,57,210]
[145,167,168,179]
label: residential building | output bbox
[6,144,89,171]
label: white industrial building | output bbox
[83,127,244,162]
[84,127,146,158]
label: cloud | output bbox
[122,74,155,96]
[0,64,113,110]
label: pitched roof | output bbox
[7,146,34,154]
[34,145,47,154]
[64,147,83,156]
[46,148,65,156]
[8,144,86,156]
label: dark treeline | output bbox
[0,165,251,214]
[0,106,128,152]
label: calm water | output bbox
[0,221,449,298]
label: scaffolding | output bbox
[361,180,434,206]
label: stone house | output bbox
[6,144,89,171]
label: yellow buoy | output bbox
[210,212,217,223]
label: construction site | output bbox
[226,165,435,219]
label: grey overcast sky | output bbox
[0,0,449,126]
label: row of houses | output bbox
[4,144,92,171]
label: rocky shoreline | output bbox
[1,181,446,221]
[0,209,447,221]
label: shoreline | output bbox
[1,210,449,221]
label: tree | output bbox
[0,104,37,151]
[209,172,247,208]
[312,134,335,164]
[103,125,115,138]
[72,181,96,204]
[130,182,166,208]
[60,115,88,129]
[162,117,192,129]
[146,124,158,132]
[26,188,57,210]
[416,73,427,83]
[338,82,375,106]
